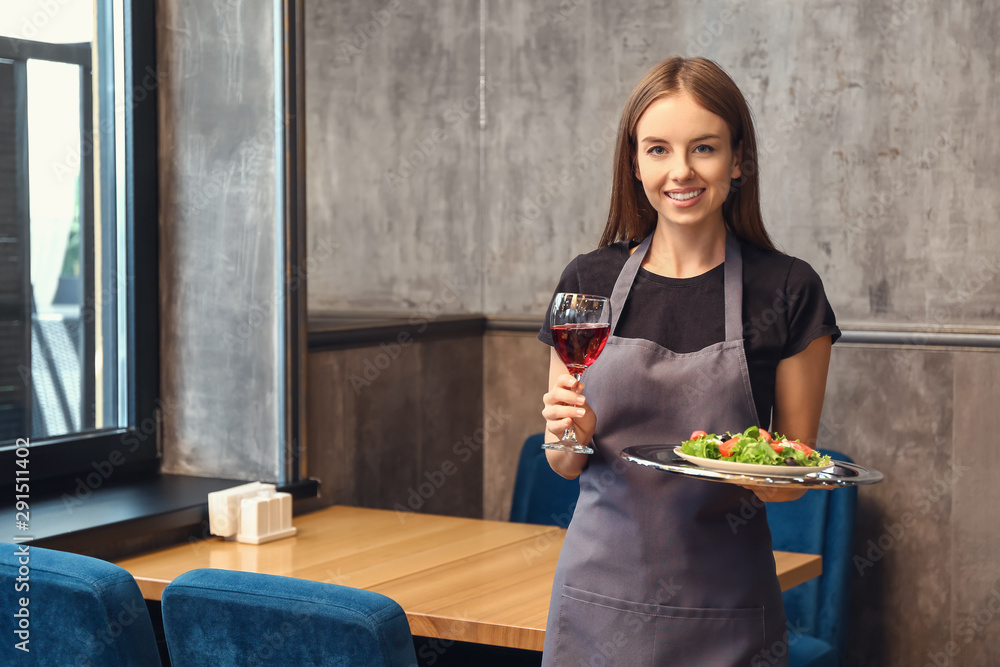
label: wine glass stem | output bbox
[561,372,584,443]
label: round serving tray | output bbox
[620,444,884,489]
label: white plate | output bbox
[673,447,824,477]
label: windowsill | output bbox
[3,473,318,562]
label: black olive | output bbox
[784,457,798,466]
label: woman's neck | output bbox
[638,219,727,279]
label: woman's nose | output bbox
[669,155,694,181]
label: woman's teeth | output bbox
[666,189,704,201]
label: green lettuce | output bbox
[680,426,832,467]
[680,435,721,459]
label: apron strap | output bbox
[608,235,652,334]
[608,230,744,343]
[723,231,743,343]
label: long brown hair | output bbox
[599,56,775,251]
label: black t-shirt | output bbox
[538,240,841,428]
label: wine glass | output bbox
[544,293,611,454]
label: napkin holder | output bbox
[238,492,297,544]
[208,482,297,544]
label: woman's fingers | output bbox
[560,374,584,392]
[543,375,586,407]
[542,374,591,437]
[737,484,806,503]
[544,388,586,409]
[545,417,575,437]
[541,401,587,422]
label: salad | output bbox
[680,426,832,467]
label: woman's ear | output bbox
[731,142,743,180]
[633,157,642,181]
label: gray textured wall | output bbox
[158,0,282,481]
[306,0,1000,325]
[305,1,483,313]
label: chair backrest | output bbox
[765,448,858,663]
[161,568,417,667]
[0,543,162,666]
[509,433,581,527]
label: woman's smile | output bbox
[665,187,706,205]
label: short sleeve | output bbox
[781,258,841,358]
[537,256,583,346]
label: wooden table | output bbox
[115,505,822,651]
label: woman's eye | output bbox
[693,144,715,154]
[648,146,666,155]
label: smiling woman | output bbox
[537,56,840,667]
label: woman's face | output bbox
[633,92,741,232]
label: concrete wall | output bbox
[304,1,482,314]
[306,0,1000,325]
[798,343,1000,666]
[158,0,282,480]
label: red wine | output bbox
[551,323,610,372]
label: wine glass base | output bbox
[542,442,594,455]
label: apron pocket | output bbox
[650,601,766,666]
[553,585,765,667]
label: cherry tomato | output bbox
[773,439,815,456]
[759,429,773,443]
[720,438,739,457]
[788,440,814,456]
[689,430,708,440]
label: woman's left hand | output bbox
[752,335,833,505]
[739,485,807,503]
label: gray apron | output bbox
[541,232,787,667]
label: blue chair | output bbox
[161,568,418,667]
[766,448,858,667]
[509,433,581,527]
[0,543,162,665]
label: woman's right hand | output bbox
[542,373,597,448]
[541,347,598,481]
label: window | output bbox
[0,0,158,484]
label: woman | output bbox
[538,57,840,666]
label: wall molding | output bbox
[835,324,1000,350]
[307,315,1000,351]
[308,314,485,351]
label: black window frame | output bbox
[0,0,159,488]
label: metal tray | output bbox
[620,444,884,490]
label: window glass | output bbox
[0,1,94,44]
[0,0,125,444]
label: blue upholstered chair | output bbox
[509,433,581,527]
[0,543,162,666]
[161,568,418,667]
[766,448,858,667]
